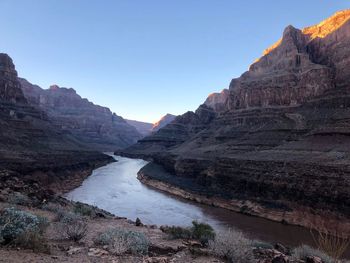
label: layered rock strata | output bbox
[0,53,113,198]
[20,79,142,151]
[121,10,350,231]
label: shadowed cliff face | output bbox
[121,10,350,224]
[20,78,142,151]
[0,53,113,198]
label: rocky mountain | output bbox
[20,79,142,151]
[204,89,229,112]
[121,10,350,232]
[0,53,112,198]
[151,114,177,132]
[126,119,153,136]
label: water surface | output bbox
[66,155,338,250]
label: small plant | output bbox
[191,221,215,246]
[135,217,142,226]
[160,225,192,239]
[252,240,274,249]
[64,218,88,242]
[292,245,334,263]
[13,230,50,253]
[73,202,96,218]
[0,207,40,243]
[41,202,62,213]
[209,228,255,263]
[58,210,81,224]
[95,228,149,255]
[7,192,30,206]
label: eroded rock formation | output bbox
[20,79,142,151]
[0,53,113,198]
[121,10,350,229]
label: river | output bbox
[65,155,328,249]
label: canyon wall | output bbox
[0,53,113,199]
[122,10,350,227]
[20,79,142,151]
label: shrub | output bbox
[191,221,215,246]
[292,245,334,263]
[13,230,50,253]
[73,202,96,218]
[209,228,255,263]
[0,207,40,243]
[7,192,30,206]
[95,228,149,255]
[41,202,62,213]
[135,217,142,226]
[252,240,274,249]
[160,225,192,239]
[58,210,81,224]
[64,218,88,242]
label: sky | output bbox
[0,1,348,123]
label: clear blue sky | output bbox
[0,1,348,123]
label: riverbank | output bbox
[137,161,350,237]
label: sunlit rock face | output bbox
[20,78,142,151]
[151,114,177,132]
[204,89,229,112]
[122,10,350,221]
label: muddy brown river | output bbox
[65,155,346,253]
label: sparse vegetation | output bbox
[7,192,31,206]
[73,202,96,218]
[191,221,215,246]
[0,207,50,253]
[209,228,255,263]
[160,225,192,239]
[64,217,88,242]
[310,221,350,262]
[135,217,142,226]
[161,221,215,246]
[94,228,149,255]
[0,207,41,243]
[292,245,334,263]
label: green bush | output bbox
[95,228,149,255]
[191,221,215,246]
[160,225,192,239]
[292,245,334,263]
[74,202,96,217]
[0,207,40,243]
[161,221,215,246]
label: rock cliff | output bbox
[122,10,350,230]
[20,79,142,151]
[151,114,177,132]
[0,53,113,198]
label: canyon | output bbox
[121,10,350,232]
[20,78,142,151]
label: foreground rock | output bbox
[121,10,350,233]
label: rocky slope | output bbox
[0,53,113,199]
[20,79,142,151]
[121,10,350,232]
[126,119,153,136]
[151,113,177,132]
